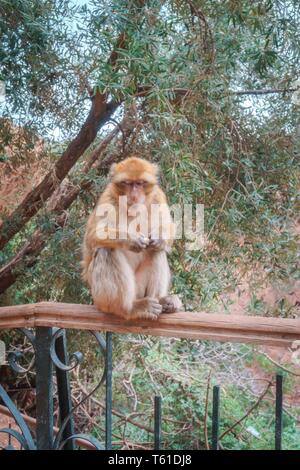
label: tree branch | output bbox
[0,115,137,294]
[0,90,120,251]
[234,87,298,96]
[0,15,141,252]
[219,381,272,440]
[0,0,153,253]
[187,0,216,65]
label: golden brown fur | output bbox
[82,157,182,320]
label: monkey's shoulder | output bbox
[150,185,168,204]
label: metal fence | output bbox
[0,326,286,450]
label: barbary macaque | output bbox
[82,157,182,320]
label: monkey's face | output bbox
[116,180,152,205]
[110,157,158,206]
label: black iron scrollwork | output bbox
[7,328,36,374]
[50,328,83,372]
[0,385,36,450]
[0,326,109,450]
[59,433,105,450]
[50,328,107,450]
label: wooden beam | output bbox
[0,302,299,347]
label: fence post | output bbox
[275,374,283,450]
[35,327,54,450]
[105,332,113,450]
[212,385,220,450]
[154,395,162,450]
[55,329,75,450]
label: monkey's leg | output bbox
[90,249,161,320]
[136,251,171,299]
[90,248,136,317]
[135,251,182,314]
[159,294,182,313]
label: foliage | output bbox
[65,333,300,450]
[1,0,300,450]
[1,0,299,309]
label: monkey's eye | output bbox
[120,180,147,187]
[135,180,146,187]
[119,180,133,187]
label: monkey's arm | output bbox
[148,222,175,252]
[148,188,175,252]
[84,209,149,251]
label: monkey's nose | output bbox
[131,190,139,199]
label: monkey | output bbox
[82,156,182,320]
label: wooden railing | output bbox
[0,301,300,347]
[0,302,300,450]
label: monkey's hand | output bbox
[147,237,167,251]
[128,234,150,252]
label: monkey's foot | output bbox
[131,297,162,320]
[159,295,182,313]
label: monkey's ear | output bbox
[109,163,117,179]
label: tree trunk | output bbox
[0,116,136,294]
[0,96,119,251]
